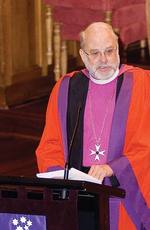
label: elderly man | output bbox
[36,22,150,229]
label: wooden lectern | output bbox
[0,176,125,230]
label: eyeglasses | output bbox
[82,47,117,60]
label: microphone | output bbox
[61,103,82,199]
[64,102,82,180]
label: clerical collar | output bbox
[89,68,119,85]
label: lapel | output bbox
[108,72,133,161]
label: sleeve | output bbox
[36,79,65,173]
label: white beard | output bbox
[89,68,119,84]
[84,53,120,81]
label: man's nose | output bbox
[98,52,108,63]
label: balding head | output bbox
[80,22,118,50]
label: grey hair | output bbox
[79,31,86,49]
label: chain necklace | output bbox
[88,85,115,161]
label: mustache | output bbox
[95,64,114,69]
[90,65,115,77]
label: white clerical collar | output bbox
[89,68,119,85]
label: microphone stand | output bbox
[61,103,82,199]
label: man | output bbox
[36,22,150,229]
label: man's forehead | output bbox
[84,34,116,50]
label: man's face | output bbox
[80,28,120,80]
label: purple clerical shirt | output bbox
[83,72,117,166]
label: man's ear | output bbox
[79,49,85,63]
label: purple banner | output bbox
[0,213,46,230]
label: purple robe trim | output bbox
[108,72,133,162]
[105,72,133,229]
[58,76,70,161]
[47,166,63,172]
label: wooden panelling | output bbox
[0,0,4,86]
[0,135,39,177]
[0,0,52,107]
[0,96,49,177]
[2,0,38,81]
[146,0,150,53]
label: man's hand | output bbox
[88,164,113,182]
